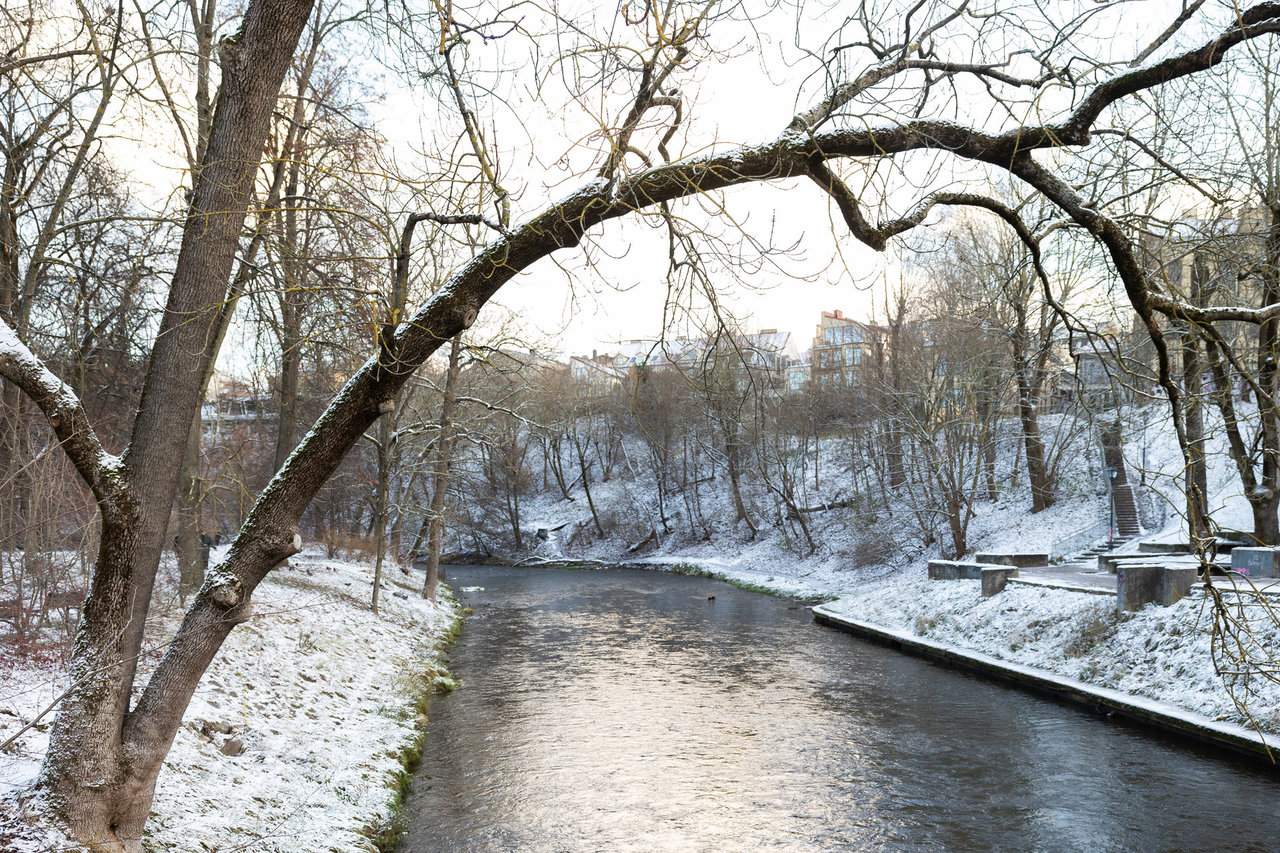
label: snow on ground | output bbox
[510,405,1109,586]
[505,402,1280,739]
[5,400,1279,846]
[1127,400,1259,539]
[1,546,459,852]
[822,577,1280,734]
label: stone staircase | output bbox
[1066,537,1129,572]
[1077,540,1124,561]
[1110,466,1142,539]
[1100,420,1142,541]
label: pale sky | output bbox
[110,0,1206,369]
[362,0,1191,361]
[363,0,922,359]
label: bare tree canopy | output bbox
[3,0,1280,847]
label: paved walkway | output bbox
[1017,562,1116,591]
[1013,560,1280,597]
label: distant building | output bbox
[785,360,810,393]
[568,353,625,388]
[464,348,566,378]
[739,329,801,370]
[610,338,704,375]
[810,310,883,390]
[201,370,272,428]
[598,331,801,390]
[1142,207,1268,384]
[1111,206,1272,405]
[1143,208,1267,298]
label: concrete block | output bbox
[1230,547,1280,579]
[927,560,955,580]
[1117,564,1161,612]
[928,560,985,580]
[981,566,1018,597]
[1139,540,1247,556]
[1138,541,1191,554]
[1100,554,1170,574]
[1118,564,1198,611]
[1098,553,1128,574]
[975,552,1049,569]
[1163,567,1197,605]
[1104,553,1222,576]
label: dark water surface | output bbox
[400,566,1280,852]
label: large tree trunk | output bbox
[1255,210,1280,544]
[175,413,205,601]
[371,410,395,614]
[885,312,907,488]
[975,364,999,502]
[499,430,527,550]
[272,153,306,474]
[1182,327,1210,539]
[35,0,319,846]
[725,432,758,538]
[422,336,462,603]
[572,426,605,537]
[1014,348,1053,512]
[946,493,967,557]
[1006,282,1054,512]
[1205,335,1280,545]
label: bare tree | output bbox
[6,2,1280,848]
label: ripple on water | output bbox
[400,566,1280,853]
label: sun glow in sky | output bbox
[359,0,1189,360]
[106,0,1210,369]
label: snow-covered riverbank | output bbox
[639,550,1280,739]
[503,404,1280,741]
[1,548,460,852]
[6,510,1279,850]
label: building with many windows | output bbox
[809,310,883,390]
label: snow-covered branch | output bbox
[0,318,124,507]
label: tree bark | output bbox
[571,423,605,537]
[885,303,908,489]
[9,8,1280,845]
[1255,208,1280,543]
[1203,335,1279,544]
[725,436,757,538]
[35,0,320,845]
[175,413,205,601]
[1011,313,1053,512]
[423,336,461,602]
[371,409,394,614]
[1184,337,1209,538]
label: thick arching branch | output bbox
[0,319,124,508]
[125,0,1280,774]
[1061,2,1280,142]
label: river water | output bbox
[399,565,1280,852]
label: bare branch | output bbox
[0,318,123,506]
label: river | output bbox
[399,565,1280,852]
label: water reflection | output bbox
[400,566,1280,852]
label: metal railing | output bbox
[1049,517,1111,562]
